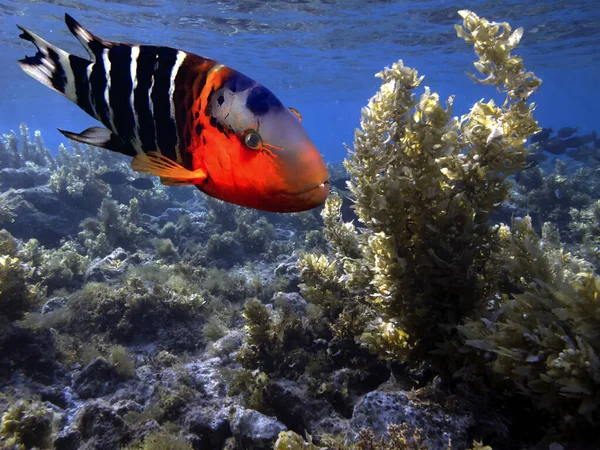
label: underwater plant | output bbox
[273,424,492,450]
[299,10,541,362]
[0,397,53,450]
[460,217,600,428]
[79,198,145,257]
[48,141,112,210]
[237,297,309,376]
[568,199,600,269]
[124,430,192,450]
[0,123,54,169]
[18,238,89,293]
[0,253,40,321]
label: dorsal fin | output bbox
[64,13,110,60]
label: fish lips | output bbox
[270,179,330,212]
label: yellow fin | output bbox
[159,177,201,186]
[131,152,207,185]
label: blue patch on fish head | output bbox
[246,85,284,116]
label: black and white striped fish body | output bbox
[18,14,193,160]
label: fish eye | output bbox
[243,129,262,150]
[288,107,302,122]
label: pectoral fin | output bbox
[58,127,136,156]
[131,152,207,185]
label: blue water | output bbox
[0,0,598,162]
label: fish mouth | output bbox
[267,179,330,212]
[293,179,330,196]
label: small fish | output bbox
[129,178,154,190]
[17,14,329,213]
[530,127,552,144]
[97,170,129,185]
[97,170,155,190]
[541,138,567,155]
[524,151,547,168]
[563,132,597,149]
[557,127,577,138]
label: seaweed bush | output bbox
[0,123,54,169]
[0,253,40,321]
[274,425,491,450]
[110,344,136,379]
[48,142,111,209]
[569,199,600,269]
[0,398,53,449]
[79,198,145,257]
[124,430,192,450]
[238,297,309,376]
[18,238,89,292]
[460,217,600,428]
[299,10,541,362]
[293,9,600,441]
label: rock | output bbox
[264,379,327,431]
[185,357,227,399]
[53,429,82,450]
[83,248,131,283]
[272,292,308,316]
[39,385,68,409]
[110,380,155,406]
[111,399,143,416]
[0,166,50,190]
[350,390,471,449]
[41,296,68,315]
[135,365,157,385]
[274,253,301,290]
[150,207,188,227]
[72,357,120,399]
[210,330,244,357]
[0,187,89,245]
[230,408,287,450]
[0,320,56,383]
[186,405,231,448]
[76,400,130,449]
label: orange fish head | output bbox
[206,76,330,213]
[251,104,330,211]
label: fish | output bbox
[97,170,154,190]
[97,170,129,185]
[129,178,154,190]
[16,14,329,213]
[524,151,547,168]
[563,132,597,149]
[540,138,567,155]
[530,127,552,144]
[557,127,577,138]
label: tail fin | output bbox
[17,14,105,109]
[64,13,109,59]
[17,25,81,101]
